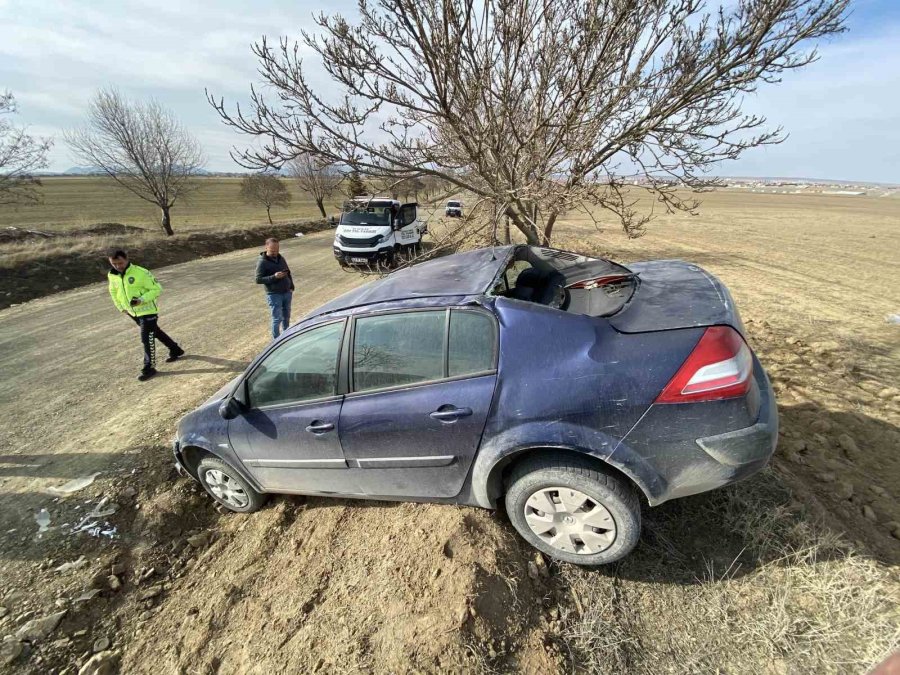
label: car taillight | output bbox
[655,326,753,404]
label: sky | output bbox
[1,0,898,183]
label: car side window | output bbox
[247,322,344,408]
[399,204,417,226]
[353,311,444,391]
[449,310,496,377]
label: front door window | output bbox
[247,321,344,408]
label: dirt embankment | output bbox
[0,221,330,310]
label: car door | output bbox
[398,202,420,243]
[338,308,498,499]
[227,320,361,494]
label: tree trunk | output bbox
[160,205,174,236]
[543,211,558,242]
[316,197,326,218]
[504,215,510,244]
[506,207,542,245]
[266,205,273,224]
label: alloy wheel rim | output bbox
[524,487,616,554]
[204,469,250,509]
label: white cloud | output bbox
[2,0,897,180]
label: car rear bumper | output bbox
[610,357,778,506]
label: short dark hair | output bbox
[265,237,279,244]
[107,248,128,260]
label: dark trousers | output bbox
[130,314,179,370]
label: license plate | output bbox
[351,257,368,263]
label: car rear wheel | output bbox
[197,457,267,513]
[504,454,641,565]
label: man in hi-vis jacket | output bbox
[107,248,184,381]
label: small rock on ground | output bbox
[15,610,66,642]
[1,637,23,666]
[835,481,854,501]
[78,650,119,675]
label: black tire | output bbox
[196,457,268,513]
[504,454,641,565]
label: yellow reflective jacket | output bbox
[108,264,162,317]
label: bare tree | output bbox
[0,91,52,207]
[240,173,292,224]
[209,0,848,245]
[287,154,342,217]
[66,88,204,236]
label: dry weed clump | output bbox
[559,475,900,674]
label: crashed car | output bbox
[174,245,777,565]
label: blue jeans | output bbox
[265,291,292,339]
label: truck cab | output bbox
[333,197,425,268]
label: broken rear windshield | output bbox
[489,245,637,317]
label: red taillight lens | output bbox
[655,326,753,404]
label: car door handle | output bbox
[305,421,335,434]
[429,407,473,421]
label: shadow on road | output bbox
[155,354,247,376]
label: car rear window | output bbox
[353,311,445,391]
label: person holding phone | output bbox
[255,237,295,339]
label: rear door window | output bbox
[448,310,496,377]
[353,311,445,391]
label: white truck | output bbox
[333,197,426,268]
[445,200,463,217]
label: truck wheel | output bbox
[197,457,268,513]
[504,454,641,565]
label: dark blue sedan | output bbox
[174,245,777,565]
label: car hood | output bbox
[204,374,242,405]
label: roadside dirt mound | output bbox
[76,223,149,238]
[0,220,330,309]
[119,491,561,673]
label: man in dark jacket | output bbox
[256,237,295,339]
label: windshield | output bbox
[447,201,460,207]
[341,208,391,227]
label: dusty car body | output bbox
[174,245,777,564]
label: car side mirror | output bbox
[218,397,245,420]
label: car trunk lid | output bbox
[606,260,744,335]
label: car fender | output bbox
[178,429,266,494]
[469,421,662,509]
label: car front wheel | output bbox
[504,454,641,565]
[197,457,268,513]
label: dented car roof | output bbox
[306,246,513,319]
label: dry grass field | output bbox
[0,185,897,673]
[0,176,331,232]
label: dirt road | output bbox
[0,232,364,540]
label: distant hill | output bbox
[36,166,215,176]
[63,166,106,175]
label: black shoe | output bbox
[138,368,157,381]
[165,347,185,363]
